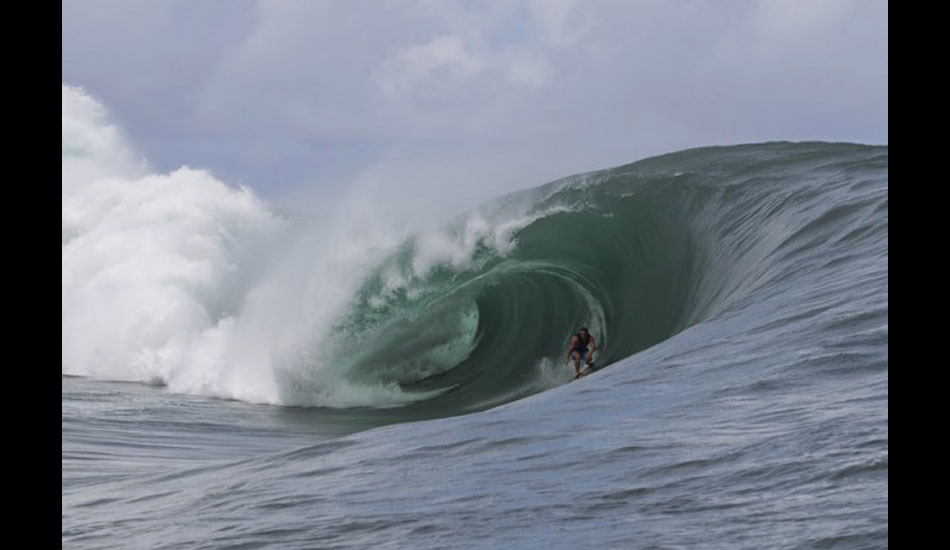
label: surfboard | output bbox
[574,362,598,378]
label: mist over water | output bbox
[63,85,418,406]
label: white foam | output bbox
[401,204,574,285]
[62,85,579,408]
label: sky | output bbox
[62,0,887,214]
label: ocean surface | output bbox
[63,88,887,550]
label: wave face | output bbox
[283,140,887,415]
[62,86,887,419]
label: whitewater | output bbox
[62,85,888,549]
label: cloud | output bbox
[63,0,887,210]
[376,35,489,103]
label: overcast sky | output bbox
[62,0,887,213]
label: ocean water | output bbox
[62,86,887,548]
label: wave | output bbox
[61,85,888,416]
[281,141,887,413]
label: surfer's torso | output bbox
[572,332,591,353]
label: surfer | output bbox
[566,327,597,378]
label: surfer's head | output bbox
[579,327,589,336]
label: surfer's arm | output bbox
[588,337,596,362]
